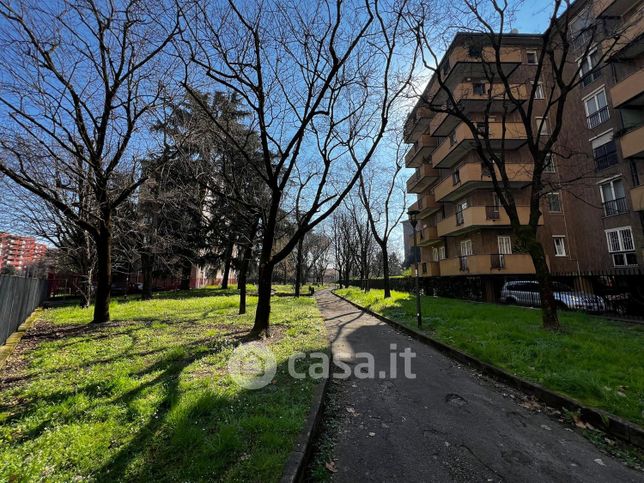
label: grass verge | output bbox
[0,288,327,482]
[335,287,644,427]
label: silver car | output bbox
[500,280,606,313]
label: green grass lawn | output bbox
[336,287,644,427]
[0,288,327,482]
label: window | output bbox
[533,82,545,100]
[546,192,562,212]
[475,122,488,135]
[460,240,472,271]
[452,169,461,185]
[473,82,486,96]
[438,246,446,260]
[486,194,500,219]
[526,50,538,65]
[432,247,439,262]
[605,227,637,266]
[543,153,556,173]
[449,130,457,146]
[570,7,593,50]
[592,131,618,170]
[481,162,492,177]
[584,88,609,128]
[553,236,567,256]
[600,178,627,216]
[579,49,601,87]
[631,159,641,187]
[535,117,550,135]
[422,262,427,274]
[498,236,512,254]
[456,199,468,225]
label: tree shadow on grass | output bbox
[0,314,258,448]
[92,355,315,482]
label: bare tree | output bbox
[332,209,357,288]
[184,0,418,336]
[0,0,181,322]
[357,147,407,298]
[409,0,634,329]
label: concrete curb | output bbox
[280,375,330,483]
[331,290,644,449]
[0,309,42,370]
[280,297,333,483]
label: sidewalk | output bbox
[314,290,641,482]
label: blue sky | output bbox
[514,0,557,34]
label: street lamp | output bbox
[407,209,422,328]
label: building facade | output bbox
[0,232,48,273]
[404,0,643,301]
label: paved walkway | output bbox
[315,291,642,482]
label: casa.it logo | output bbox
[227,342,277,390]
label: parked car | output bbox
[500,280,606,313]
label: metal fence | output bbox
[0,275,49,346]
[345,271,644,320]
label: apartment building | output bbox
[405,0,643,300]
[0,232,48,272]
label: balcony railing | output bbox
[587,106,610,129]
[490,253,506,269]
[594,141,618,170]
[459,256,468,272]
[603,197,628,216]
[485,205,501,220]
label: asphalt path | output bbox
[314,290,642,482]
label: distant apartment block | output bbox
[404,0,643,298]
[0,232,48,272]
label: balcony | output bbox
[586,106,610,129]
[407,163,439,193]
[434,162,533,202]
[433,122,527,169]
[422,261,441,276]
[631,185,644,211]
[595,0,634,17]
[437,205,538,237]
[434,44,523,94]
[602,197,629,217]
[404,107,433,143]
[610,69,644,109]
[618,124,644,159]
[440,253,536,276]
[416,193,440,219]
[417,225,439,246]
[404,135,438,168]
[429,83,529,136]
[609,10,644,60]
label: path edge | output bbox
[0,308,42,369]
[280,298,332,483]
[331,289,644,450]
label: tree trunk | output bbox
[524,232,560,330]
[382,246,391,298]
[180,261,191,290]
[238,254,250,315]
[221,241,233,289]
[294,237,303,297]
[93,225,112,324]
[251,261,273,336]
[141,251,154,300]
